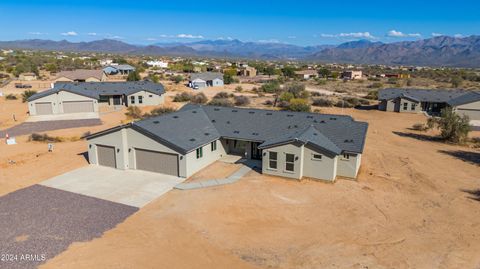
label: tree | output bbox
[284,82,306,98]
[281,66,296,78]
[427,107,471,143]
[264,66,276,77]
[125,106,143,120]
[223,74,235,84]
[21,90,37,103]
[260,81,280,93]
[317,68,331,78]
[173,75,184,84]
[127,71,141,81]
[451,76,463,88]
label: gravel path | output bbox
[0,119,102,137]
[0,185,138,269]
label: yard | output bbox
[1,101,479,268]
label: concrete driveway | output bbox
[40,166,185,207]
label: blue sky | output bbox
[1,0,479,45]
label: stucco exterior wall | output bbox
[396,98,421,113]
[302,145,338,181]
[262,143,304,180]
[212,78,224,86]
[184,139,226,178]
[28,90,98,115]
[87,128,128,170]
[379,100,396,112]
[126,91,165,106]
[453,100,480,120]
[336,153,361,178]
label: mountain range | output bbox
[0,36,479,67]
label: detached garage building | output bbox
[86,105,368,181]
[27,81,166,118]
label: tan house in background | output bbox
[342,70,363,80]
[294,70,318,80]
[238,66,257,77]
[55,69,107,82]
[19,72,37,81]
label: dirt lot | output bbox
[0,108,463,269]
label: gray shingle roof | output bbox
[190,72,223,81]
[447,91,480,106]
[378,88,474,103]
[121,104,368,155]
[27,81,165,102]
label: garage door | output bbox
[35,102,53,115]
[97,145,116,168]
[456,109,480,120]
[63,101,94,113]
[135,148,178,176]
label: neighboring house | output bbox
[294,70,318,80]
[378,88,480,120]
[238,66,257,77]
[146,60,168,68]
[189,72,224,89]
[86,105,368,181]
[55,69,107,82]
[19,73,37,81]
[385,73,411,79]
[342,70,363,80]
[27,81,165,116]
[103,65,136,76]
[99,59,113,66]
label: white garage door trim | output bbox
[35,102,53,115]
[135,148,178,176]
[63,100,94,113]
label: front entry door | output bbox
[113,96,122,105]
[251,142,262,160]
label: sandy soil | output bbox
[14,108,474,269]
[0,98,30,129]
[187,161,243,182]
[1,79,53,94]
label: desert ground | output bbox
[1,90,479,268]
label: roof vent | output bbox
[249,111,255,114]
[232,110,238,112]
[233,130,240,134]
[320,120,326,123]
[204,132,210,136]
[211,119,216,123]
[252,132,259,136]
[173,116,178,119]
[307,115,313,119]
[192,111,197,114]
[313,133,318,136]
[214,108,220,111]
[344,139,354,143]
[330,117,337,120]
[189,138,196,142]
[226,121,230,124]
[266,113,272,115]
[287,114,294,117]
[153,121,160,124]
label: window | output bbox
[149,95,153,98]
[130,96,135,104]
[285,153,295,172]
[411,103,416,110]
[342,153,350,160]
[211,141,217,151]
[196,147,203,159]
[138,96,143,104]
[403,102,408,110]
[312,154,322,160]
[269,152,277,169]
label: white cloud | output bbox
[87,32,97,36]
[320,32,376,39]
[454,34,464,38]
[431,32,444,37]
[176,34,204,39]
[387,30,421,38]
[216,36,234,41]
[28,32,47,35]
[159,34,171,38]
[257,39,280,43]
[146,37,157,41]
[61,31,78,36]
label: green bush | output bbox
[279,92,294,102]
[312,98,333,107]
[234,86,243,92]
[260,81,280,93]
[29,133,63,143]
[5,94,17,100]
[173,92,193,102]
[427,108,471,143]
[213,92,230,99]
[172,75,184,84]
[143,107,177,118]
[365,90,378,100]
[286,98,310,112]
[21,90,37,103]
[208,98,234,107]
[369,82,384,89]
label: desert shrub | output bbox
[427,108,471,143]
[312,98,333,107]
[277,100,290,108]
[208,98,233,107]
[365,90,378,100]
[387,78,398,84]
[173,92,193,102]
[191,92,208,104]
[412,123,428,131]
[260,81,280,93]
[213,92,230,99]
[233,95,250,106]
[406,79,413,86]
[144,107,177,118]
[284,82,306,98]
[172,75,184,84]
[21,90,37,103]
[310,91,324,97]
[279,92,294,102]
[471,137,480,148]
[263,100,274,106]
[369,82,384,88]
[234,86,243,92]
[125,106,143,120]
[316,79,327,85]
[286,98,310,112]
[335,88,348,93]
[334,100,354,108]
[29,133,63,143]
[5,94,17,100]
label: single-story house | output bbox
[86,105,368,181]
[55,69,107,82]
[238,66,257,77]
[378,88,480,120]
[27,81,165,116]
[342,70,363,80]
[294,70,318,80]
[103,65,136,76]
[19,72,37,81]
[189,72,224,89]
[146,60,168,68]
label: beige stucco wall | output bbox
[453,100,480,120]
[262,143,304,180]
[87,128,127,170]
[184,139,226,178]
[302,145,338,181]
[336,153,362,178]
[126,91,165,106]
[379,100,396,112]
[28,90,98,115]
[395,98,421,113]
